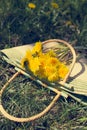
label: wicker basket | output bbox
[0,39,76,122]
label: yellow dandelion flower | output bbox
[21,57,29,68]
[21,50,32,68]
[32,41,42,55]
[36,66,45,79]
[29,57,41,74]
[48,72,59,82]
[28,3,36,9]
[26,50,32,60]
[58,64,69,79]
[39,55,46,68]
[46,50,56,57]
[21,50,31,67]
[47,57,59,67]
[51,2,59,9]
[44,66,56,77]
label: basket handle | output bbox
[0,71,61,122]
[42,39,76,84]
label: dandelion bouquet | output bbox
[21,41,69,83]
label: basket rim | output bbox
[0,39,76,122]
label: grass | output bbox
[0,0,87,129]
[0,0,87,48]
